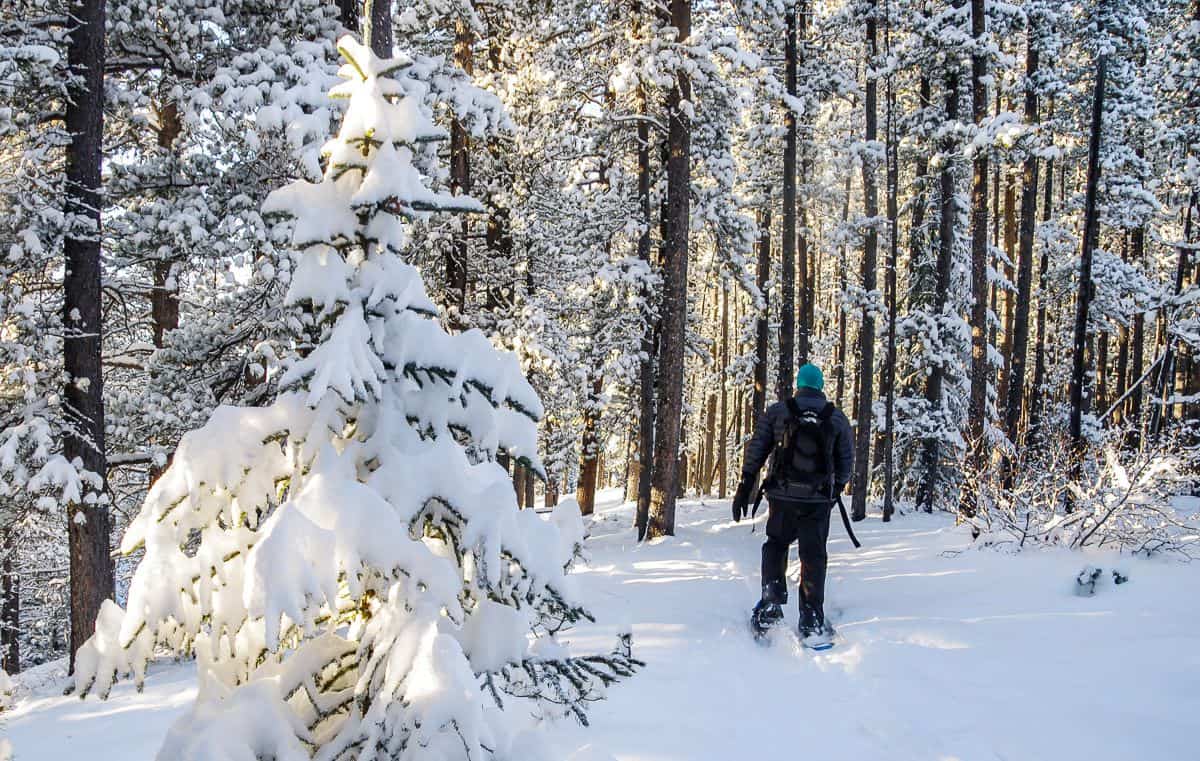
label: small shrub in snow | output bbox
[970,430,1199,557]
[73,37,638,760]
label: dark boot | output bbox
[751,581,786,635]
[799,604,835,646]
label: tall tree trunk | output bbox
[1028,98,1055,446]
[917,61,959,513]
[150,101,182,351]
[1069,48,1108,469]
[513,462,526,506]
[1127,227,1146,438]
[797,1,813,364]
[364,0,392,56]
[446,19,473,326]
[753,209,771,427]
[633,22,656,538]
[718,287,730,498]
[963,0,989,519]
[1000,172,1017,403]
[64,0,113,672]
[576,375,604,515]
[647,0,691,539]
[1,531,17,673]
[338,0,359,32]
[881,3,898,521]
[778,5,798,399]
[851,0,879,522]
[1152,194,1196,437]
[525,467,535,509]
[1004,22,1040,463]
[909,75,933,298]
[835,174,852,408]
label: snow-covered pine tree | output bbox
[73,36,638,760]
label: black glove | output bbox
[732,479,753,522]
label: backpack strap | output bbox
[784,397,802,419]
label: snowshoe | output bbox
[750,600,784,642]
[799,606,836,651]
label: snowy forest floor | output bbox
[5,488,1199,760]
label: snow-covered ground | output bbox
[5,488,1198,760]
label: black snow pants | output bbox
[760,498,832,614]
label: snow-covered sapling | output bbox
[73,36,638,761]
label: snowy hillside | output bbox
[5,488,1198,760]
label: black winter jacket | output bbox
[741,388,854,501]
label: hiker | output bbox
[732,362,854,644]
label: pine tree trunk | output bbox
[1028,101,1055,446]
[700,391,716,494]
[338,0,359,32]
[524,467,535,509]
[1000,172,1017,404]
[1,531,17,673]
[836,176,852,409]
[1004,24,1040,461]
[1152,194,1195,437]
[718,287,729,498]
[851,0,879,522]
[963,0,989,519]
[647,0,691,539]
[909,75,932,298]
[917,62,959,513]
[633,36,656,538]
[364,0,391,56]
[797,1,813,364]
[576,375,603,515]
[64,0,113,672]
[513,462,526,506]
[753,209,771,427]
[882,7,898,521]
[447,19,473,326]
[1069,49,1108,466]
[778,6,798,400]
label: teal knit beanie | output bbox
[795,363,824,391]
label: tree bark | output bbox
[513,462,526,506]
[1,531,17,673]
[1004,21,1040,462]
[753,209,771,427]
[633,20,656,537]
[338,0,360,33]
[917,59,959,513]
[1028,98,1055,446]
[851,0,879,522]
[647,0,691,539]
[963,0,989,519]
[1127,225,1146,439]
[447,19,473,326]
[364,0,392,57]
[576,375,603,515]
[882,5,898,521]
[64,0,113,672]
[718,286,729,498]
[778,5,798,400]
[797,1,813,364]
[1068,49,1107,466]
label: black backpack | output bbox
[768,398,836,499]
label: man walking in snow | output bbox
[732,363,853,645]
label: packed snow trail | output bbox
[4,488,1199,760]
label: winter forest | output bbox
[1,0,1199,758]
